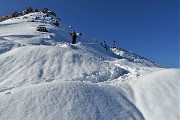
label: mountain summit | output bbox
[0,8,179,120]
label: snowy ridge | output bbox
[0,11,179,120]
[111,47,161,67]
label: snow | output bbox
[0,45,126,90]
[111,69,180,120]
[129,69,180,120]
[0,81,144,120]
[0,12,179,120]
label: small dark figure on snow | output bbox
[103,41,108,51]
[113,40,116,48]
[70,31,77,44]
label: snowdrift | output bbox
[0,81,144,120]
[119,69,180,120]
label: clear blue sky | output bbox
[0,0,179,68]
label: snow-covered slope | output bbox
[127,69,180,120]
[0,81,144,120]
[110,68,180,120]
[0,11,179,120]
[0,45,126,90]
[111,48,160,67]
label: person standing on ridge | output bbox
[70,31,77,44]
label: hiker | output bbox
[113,40,116,48]
[70,31,77,44]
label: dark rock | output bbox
[36,25,48,32]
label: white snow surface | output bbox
[0,12,179,120]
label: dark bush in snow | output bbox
[56,17,61,21]
[23,7,33,14]
[12,11,19,18]
[0,11,20,22]
[42,8,48,13]
[34,8,39,12]
[0,15,8,22]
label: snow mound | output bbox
[0,81,144,120]
[119,69,180,120]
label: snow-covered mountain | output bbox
[0,10,179,120]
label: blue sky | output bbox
[0,0,179,68]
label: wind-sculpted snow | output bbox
[131,69,180,120]
[0,45,128,90]
[115,69,180,120]
[0,81,144,120]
